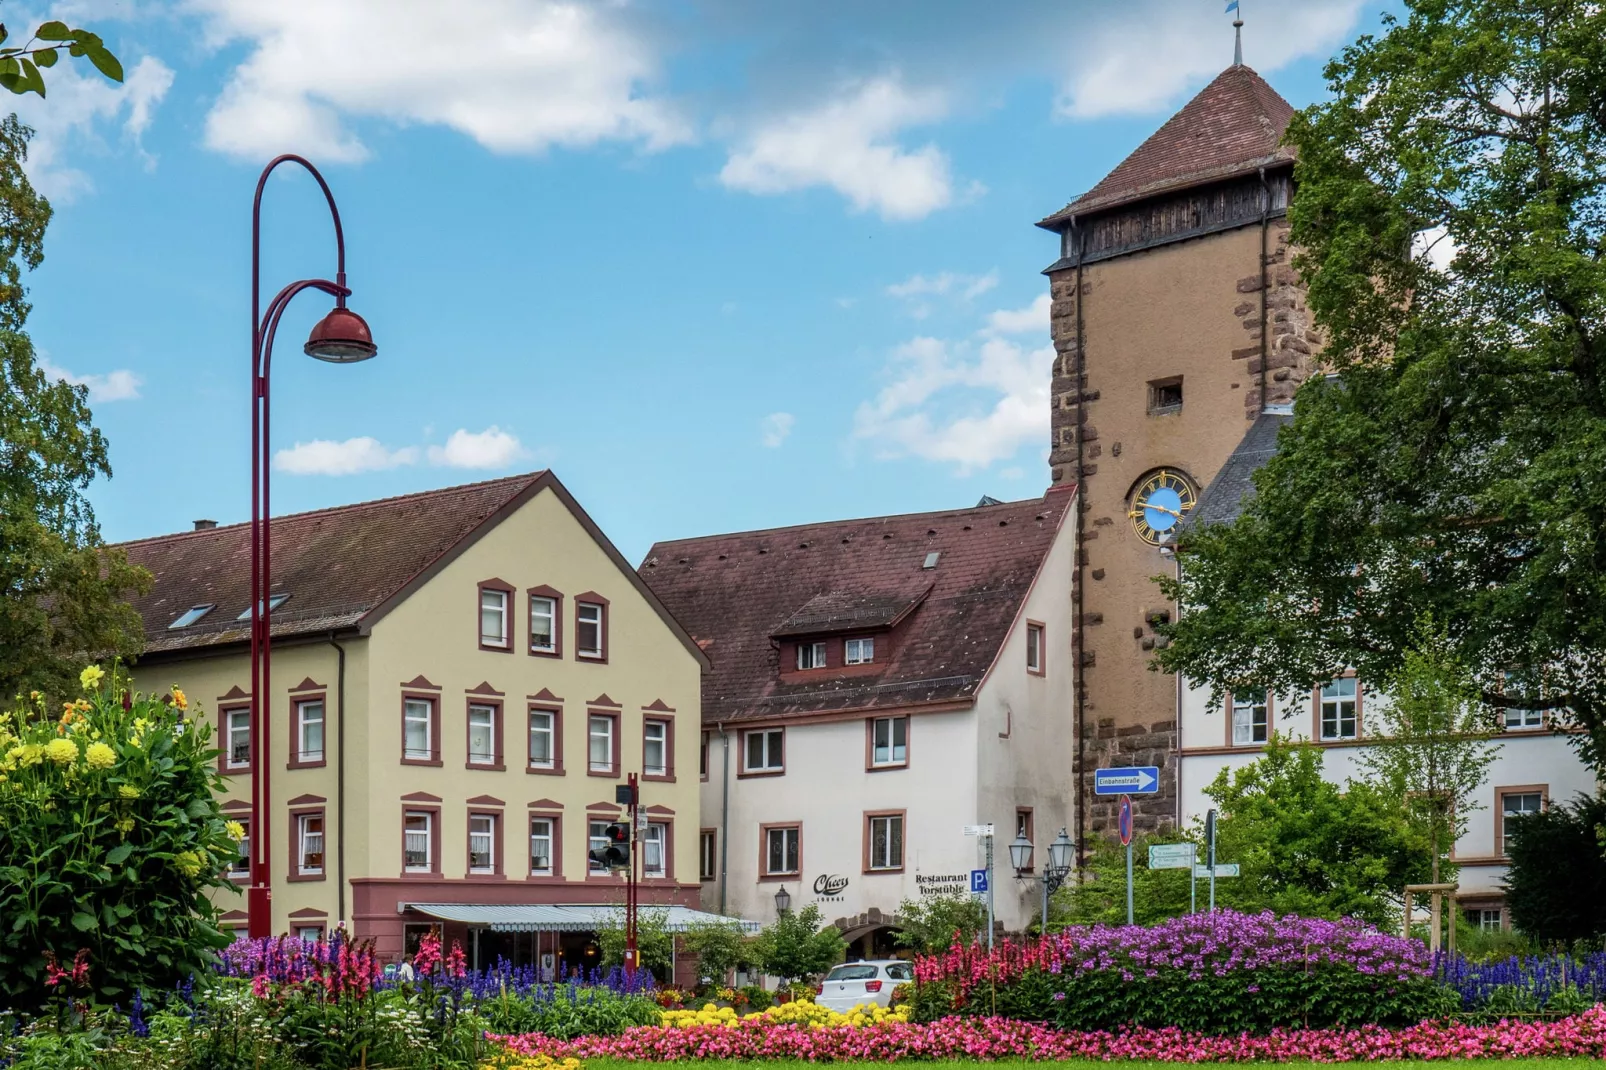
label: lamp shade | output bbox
[1048,828,1076,872]
[1008,832,1033,872]
[774,885,792,915]
[304,305,378,363]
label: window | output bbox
[228,819,251,879]
[643,822,667,878]
[1505,706,1544,728]
[403,698,434,762]
[168,603,215,629]
[225,708,251,770]
[469,814,496,874]
[529,817,555,876]
[467,704,497,766]
[235,593,289,621]
[643,720,670,777]
[1026,623,1044,675]
[699,829,717,882]
[1015,809,1034,870]
[403,812,433,872]
[1148,376,1183,414]
[1319,678,1358,740]
[295,925,324,943]
[744,728,783,773]
[764,825,800,876]
[867,813,905,871]
[588,819,612,874]
[588,714,616,774]
[577,601,605,659]
[1501,791,1544,855]
[480,587,510,648]
[297,813,324,876]
[699,731,709,780]
[529,595,557,654]
[295,700,325,763]
[870,716,908,767]
[1465,907,1503,932]
[528,709,557,770]
[1231,690,1269,745]
[796,642,827,670]
[845,637,875,665]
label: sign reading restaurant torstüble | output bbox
[915,872,970,897]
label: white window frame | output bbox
[577,602,605,659]
[796,641,827,670]
[295,699,325,763]
[467,704,497,766]
[1501,791,1544,855]
[871,716,908,767]
[643,822,667,878]
[845,637,875,665]
[1319,678,1358,741]
[1231,691,1269,746]
[643,719,668,777]
[228,819,251,879]
[744,728,783,772]
[480,588,510,648]
[1504,706,1545,728]
[297,813,324,876]
[403,698,433,761]
[699,829,716,881]
[295,925,324,943]
[529,817,554,877]
[868,813,904,871]
[403,811,432,872]
[1026,623,1044,673]
[528,709,556,769]
[530,596,557,653]
[764,826,799,876]
[469,813,496,873]
[226,708,251,769]
[588,714,615,774]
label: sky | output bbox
[22,0,1396,563]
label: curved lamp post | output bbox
[1011,827,1075,934]
[248,155,377,939]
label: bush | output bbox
[737,984,772,1011]
[0,670,238,1009]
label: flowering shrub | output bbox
[495,1004,1606,1062]
[1437,950,1606,1013]
[0,669,240,1009]
[915,910,1455,1033]
[659,998,908,1030]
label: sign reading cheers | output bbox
[813,873,849,901]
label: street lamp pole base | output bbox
[247,884,273,939]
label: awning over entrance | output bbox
[404,903,761,934]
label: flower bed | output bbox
[1436,951,1606,1013]
[660,999,909,1030]
[495,1004,1606,1062]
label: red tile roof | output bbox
[638,491,1073,724]
[1038,64,1296,227]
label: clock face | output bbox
[1129,468,1197,545]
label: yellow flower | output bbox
[173,850,203,877]
[226,821,246,841]
[118,784,140,799]
[45,738,79,765]
[170,686,187,711]
[115,816,135,834]
[84,742,116,770]
[80,665,105,692]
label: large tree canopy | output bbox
[1157,0,1606,768]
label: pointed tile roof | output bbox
[1038,64,1296,228]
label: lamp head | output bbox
[1048,828,1076,873]
[304,305,377,363]
[1008,832,1033,873]
[774,885,792,915]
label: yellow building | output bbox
[118,472,708,967]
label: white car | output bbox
[816,959,914,1012]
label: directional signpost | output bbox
[1195,863,1240,878]
[1148,843,1195,869]
[1093,767,1160,795]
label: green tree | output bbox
[1357,621,1497,885]
[1155,0,1606,771]
[0,16,124,99]
[892,891,988,954]
[681,917,748,984]
[751,904,843,984]
[1504,793,1606,948]
[0,114,148,702]
[595,907,674,978]
[1055,832,1194,927]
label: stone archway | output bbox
[835,908,902,960]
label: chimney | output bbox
[193,519,218,531]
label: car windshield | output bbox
[824,964,879,982]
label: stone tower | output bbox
[1036,63,1317,844]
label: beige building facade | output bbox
[121,472,709,965]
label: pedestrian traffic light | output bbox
[588,822,631,870]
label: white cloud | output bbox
[887,270,998,301]
[427,426,526,469]
[273,436,418,476]
[759,412,794,448]
[719,76,960,221]
[190,0,689,162]
[37,357,142,402]
[984,293,1052,336]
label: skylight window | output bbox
[236,594,290,621]
[168,604,215,629]
[922,552,941,569]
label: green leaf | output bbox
[34,48,56,69]
[84,43,121,83]
[106,842,133,865]
[20,58,42,96]
[33,21,71,41]
[70,911,96,931]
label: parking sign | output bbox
[969,868,989,893]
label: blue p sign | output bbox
[969,868,989,893]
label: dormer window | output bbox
[845,637,875,665]
[168,604,215,629]
[797,642,827,670]
[236,594,289,621]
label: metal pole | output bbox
[985,833,995,952]
[1209,867,1217,912]
[1125,843,1134,926]
[1040,871,1048,935]
[1190,865,1196,915]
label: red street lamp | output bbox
[248,155,377,939]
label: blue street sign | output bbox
[969,868,989,893]
[1093,766,1160,795]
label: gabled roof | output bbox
[1038,64,1296,228]
[1179,410,1291,535]
[119,472,708,667]
[638,491,1074,723]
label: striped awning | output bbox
[404,903,760,934]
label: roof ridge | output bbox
[112,471,547,549]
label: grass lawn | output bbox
[584,1062,1598,1069]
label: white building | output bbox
[1176,412,1598,930]
[640,491,1078,951]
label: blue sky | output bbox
[22,0,1391,563]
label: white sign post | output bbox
[965,824,995,951]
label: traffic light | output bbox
[588,822,631,870]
